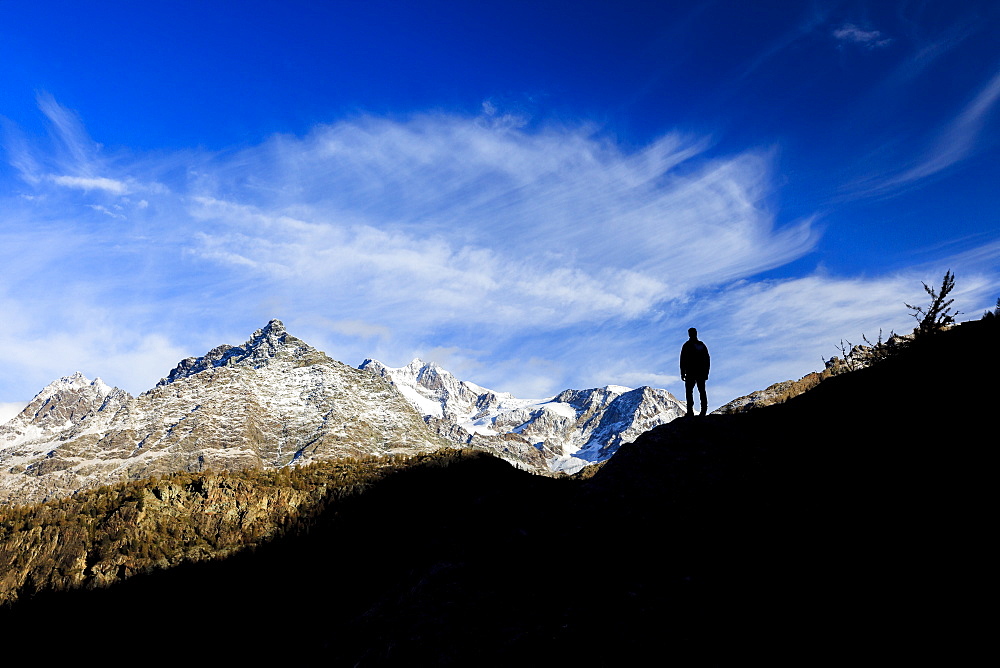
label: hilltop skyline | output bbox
[1,1,998,419]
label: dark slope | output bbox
[2,319,994,664]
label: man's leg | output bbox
[685,378,695,416]
[697,379,707,416]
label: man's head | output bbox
[688,327,698,339]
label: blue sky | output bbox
[1,0,998,419]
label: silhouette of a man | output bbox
[680,327,710,417]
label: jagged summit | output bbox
[403,358,437,371]
[363,357,458,377]
[26,372,114,415]
[38,372,113,398]
[361,358,517,419]
[3,372,118,433]
[157,319,330,387]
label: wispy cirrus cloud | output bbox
[889,66,1000,186]
[184,114,817,327]
[736,6,833,80]
[847,65,1000,196]
[50,174,128,193]
[6,93,132,196]
[833,23,893,49]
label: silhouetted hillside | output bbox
[2,318,994,665]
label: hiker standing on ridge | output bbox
[680,327,710,417]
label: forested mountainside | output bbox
[0,453,454,604]
[1,317,993,665]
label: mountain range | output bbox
[0,319,684,505]
[361,357,684,473]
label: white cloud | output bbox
[6,95,135,206]
[607,371,680,390]
[52,175,129,194]
[0,283,193,399]
[329,319,391,340]
[833,23,892,48]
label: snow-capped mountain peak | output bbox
[37,372,113,399]
[0,371,122,442]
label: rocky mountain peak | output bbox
[412,361,455,391]
[358,358,386,373]
[553,385,628,410]
[247,318,288,350]
[157,319,330,387]
[405,358,429,371]
[2,372,119,434]
[362,359,473,395]
[29,372,113,406]
[375,358,444,378]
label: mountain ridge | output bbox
[1,320,686,504]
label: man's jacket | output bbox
[680,340,710,380]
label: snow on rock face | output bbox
[359,359,686,475]
[360,359,514,423]
[0,323,451,506]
